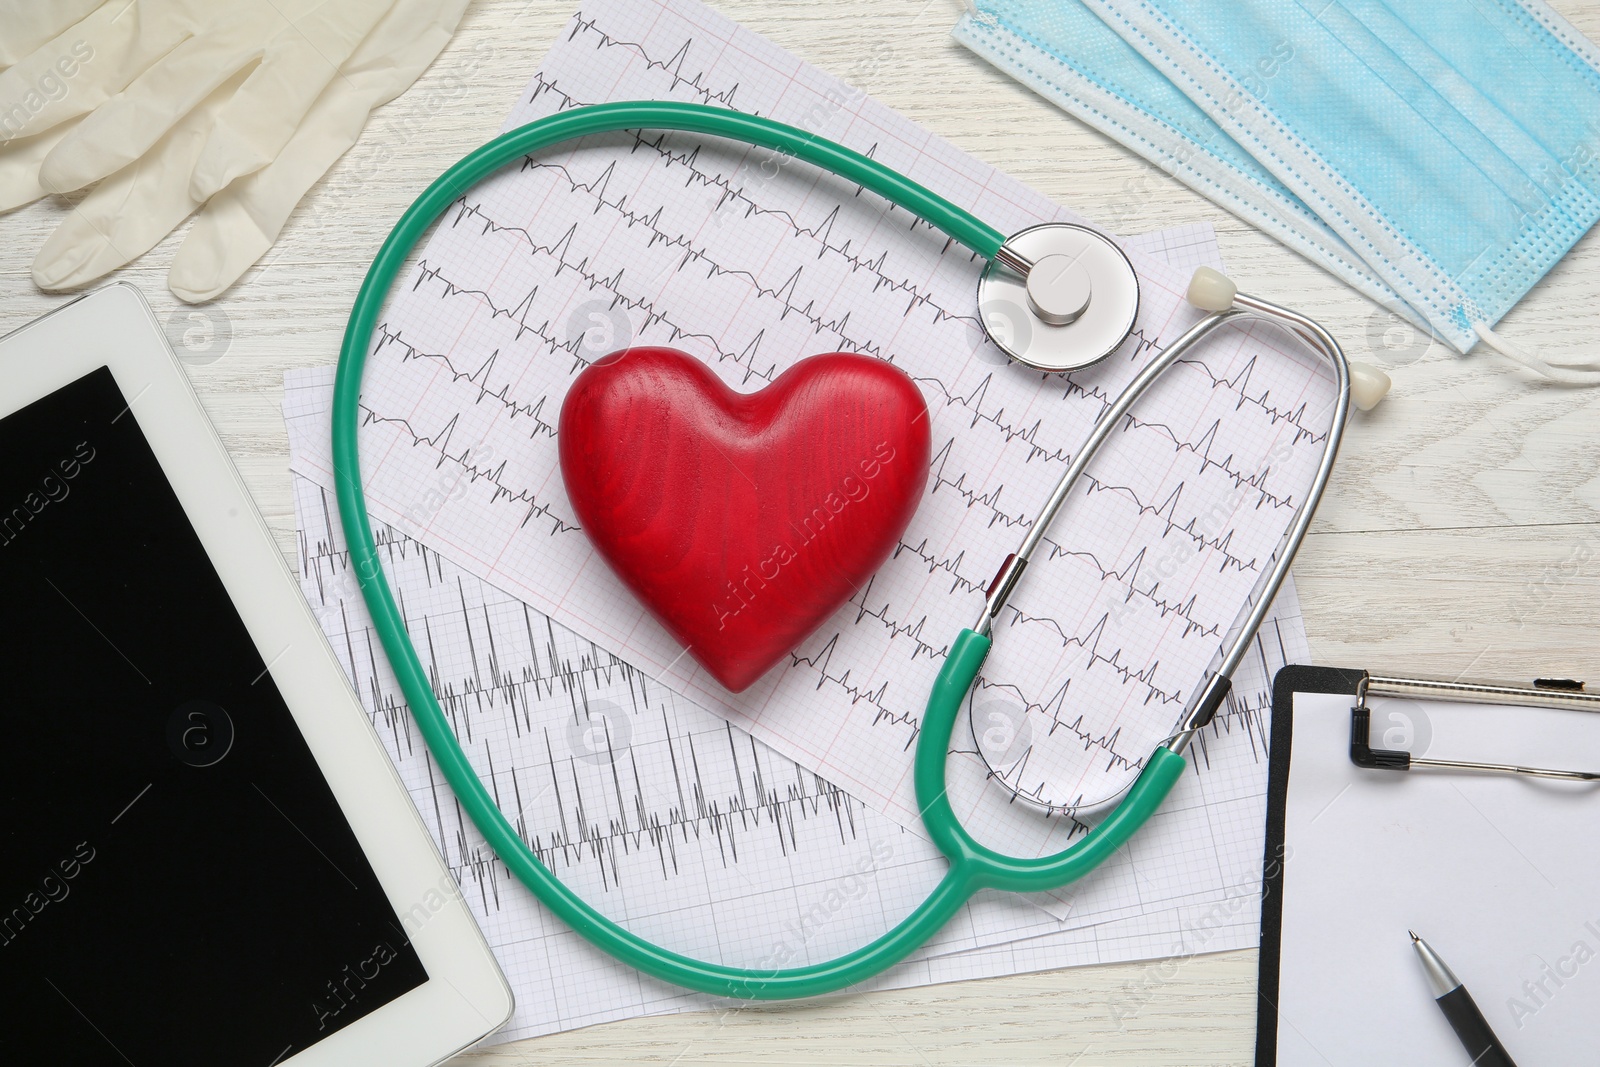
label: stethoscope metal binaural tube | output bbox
[967,265,1352,809]
[332,99,1356,1001]
[1173,290,1351,746]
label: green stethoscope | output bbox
[333,101,1352,999]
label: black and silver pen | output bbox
[1410,932,1517,1067]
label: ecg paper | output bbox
[290,469,1304,1041]
[289,0,1337,864]
[287,215,1304,1041]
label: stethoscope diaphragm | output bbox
[976,222,1141,372]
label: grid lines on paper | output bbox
[291,461,1303,1043]
[289,0,1335,858]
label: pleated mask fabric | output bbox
[953,0,1426,337]
[1078,0,1600,354]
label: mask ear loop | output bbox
[1474,322,1600,385]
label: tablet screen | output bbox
[0,367,428,1064]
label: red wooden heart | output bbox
[559,348,931,693]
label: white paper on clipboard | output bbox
[1265,677,1600,1064]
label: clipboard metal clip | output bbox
[1350,673,1600,782]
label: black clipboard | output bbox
[1256,664,1600,1064]
[1255,665,1365,1066]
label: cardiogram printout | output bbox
[290,465,1303,1041]
[288,215,1307,1041]
[290,0,1338,861]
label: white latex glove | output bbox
[19,0,469,299]
[170,0,472,302]
[0,0,104,68]
[0,118,81,213]
[0,0,399,197]
[185,0,399,200]
[0,0,373,210]
[0,0,468,298]
[31,66,252,290]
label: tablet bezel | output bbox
[0,284,513,1066]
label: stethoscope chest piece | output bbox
[977,223,1141,372]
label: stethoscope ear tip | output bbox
[1349,362,1391,411]
[1186,266,1238,312]
[1185,267,1392,412]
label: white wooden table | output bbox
[5,2,1599,1062]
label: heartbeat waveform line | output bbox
[447,187,880,374]
[348,335,1281,751]
[404,166,1328,495]
[1052,331,1329,447]
[351,281,1282,789]
[925,438,1263,577]
[374,324,568,442]
[972,620,1282,816]
[408,244,1291,501]
[566,12,742,109]
[442,721,870,901]
[528,70,983,340]
[387,250,1305,585]
[1177,356,1329,446]
[348,384,582,536]
[1113,413,1301,512]
[889,536,1225,642]
[1079,474,1258,573]
[322,0,1338,819]
[891,537,979,597]
[1002,608,1187,710]
[1040,543,1221,639]
[346,357,1257,689]
[791,588,1203,759]
[917,364,1313,515]
[846,574,944,668]
[298,486,896,903]
[506,719,866,895]
[510,74,1336,452]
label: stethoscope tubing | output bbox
[333,100,1043,1000]
[332,100,1338,1000]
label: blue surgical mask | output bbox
[954,0,1426,336]
[1076,0,1600,361]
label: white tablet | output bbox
[0,285,512,1065]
